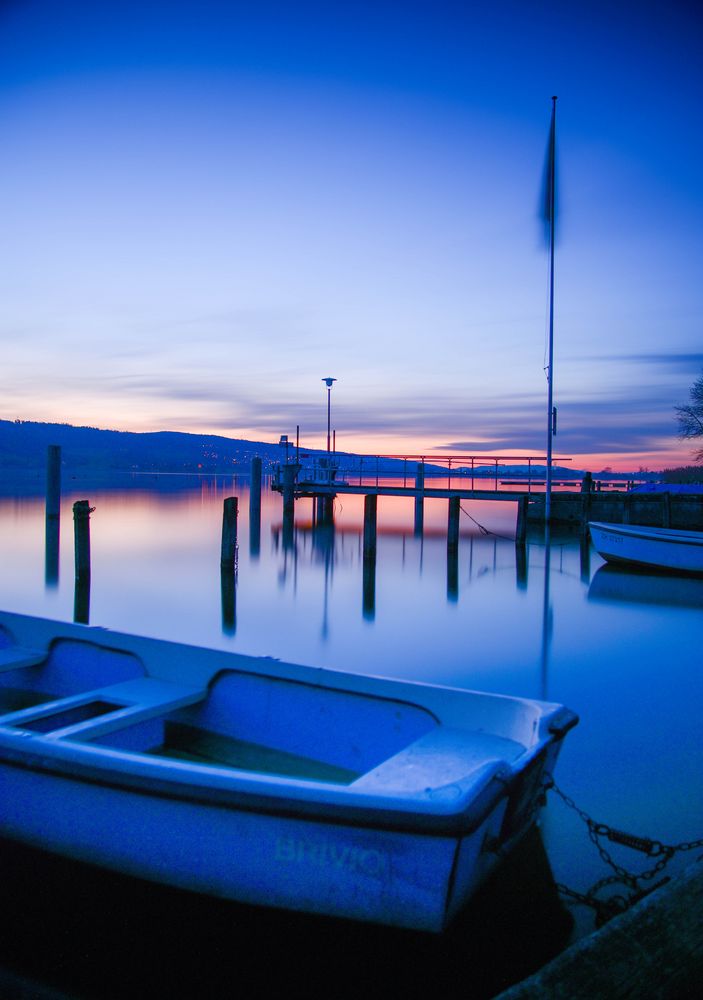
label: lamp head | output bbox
[322,377,337,388]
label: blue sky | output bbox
[1,0,701,468]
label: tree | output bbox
[676,372,703,462]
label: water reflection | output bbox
[44,515,59,589]
[589,563,703,609]
[220,567,237,635]
[0,824,571,1000]
[2,477,703,955]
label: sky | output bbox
[1,0,702,471]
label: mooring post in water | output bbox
[249,458,262,559]
[220,497,238,570]
[73,500,92,583]
[250,457,262,518]
[447,496,460,553]
[414,462,425,536]
[515,495,529,547]
[363,494,378,561]
[72,499,92,625]
[45,445,61,588]
[362,494,377,621]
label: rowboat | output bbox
[0,610,577,932]
[589,521,703,575]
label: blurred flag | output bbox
[540,98,557,247]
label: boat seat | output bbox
[0,677,206,740]
[352,727,526,794]
[0,646,46,672]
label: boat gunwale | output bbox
[589,521,703,546]
[0,728,528,837]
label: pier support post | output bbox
[45,445,61,588]
[73,500,92,625]
[515,495,528,546]
[362,495,377,620]
[249,458,262,558]
[363,494,378,560]
[414,463,425,537]
[447,498,460,602]
[447,496,460,553]
[661,491,671,528]
[220,497,239,570]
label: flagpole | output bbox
[545,96,557,525]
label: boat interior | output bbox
[0,627,528,791]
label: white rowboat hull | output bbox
[0,611,577,932]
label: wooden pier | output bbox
[272,461,703,533]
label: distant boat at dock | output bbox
[589,522,703,575]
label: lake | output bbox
[1,473,701,997]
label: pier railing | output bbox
[275,453,575,492]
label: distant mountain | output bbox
[0,421,663,481]
[0,420,436,477]
[0,420,286,475]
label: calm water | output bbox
[1,474,702,996]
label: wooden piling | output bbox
[414,463,424,536]
[249,458,262,559]
[662,491,671,528]
[72,501,92,583]
[250,457,262,516]
[363,494,378,560]
[72,499,92,625]
[362,494,377,621]
[220,497,238,570]
[447,496,460,552]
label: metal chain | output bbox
[544,776,703,926]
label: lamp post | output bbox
[321,377,336,454]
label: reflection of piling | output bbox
[45,445,61,587]
[73,500,92,625]
[414,463,424,536]
[516,544,528,589]
[221,567,237,635]
[516,495,528,546]
[580,532,591,583]
[362,495,377,620]
[220,497,238,570]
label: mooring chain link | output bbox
[543,776,703,926]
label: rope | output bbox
[459,505,513,541]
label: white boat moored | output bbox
[0,610,577,932]
[589,521,703,575]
